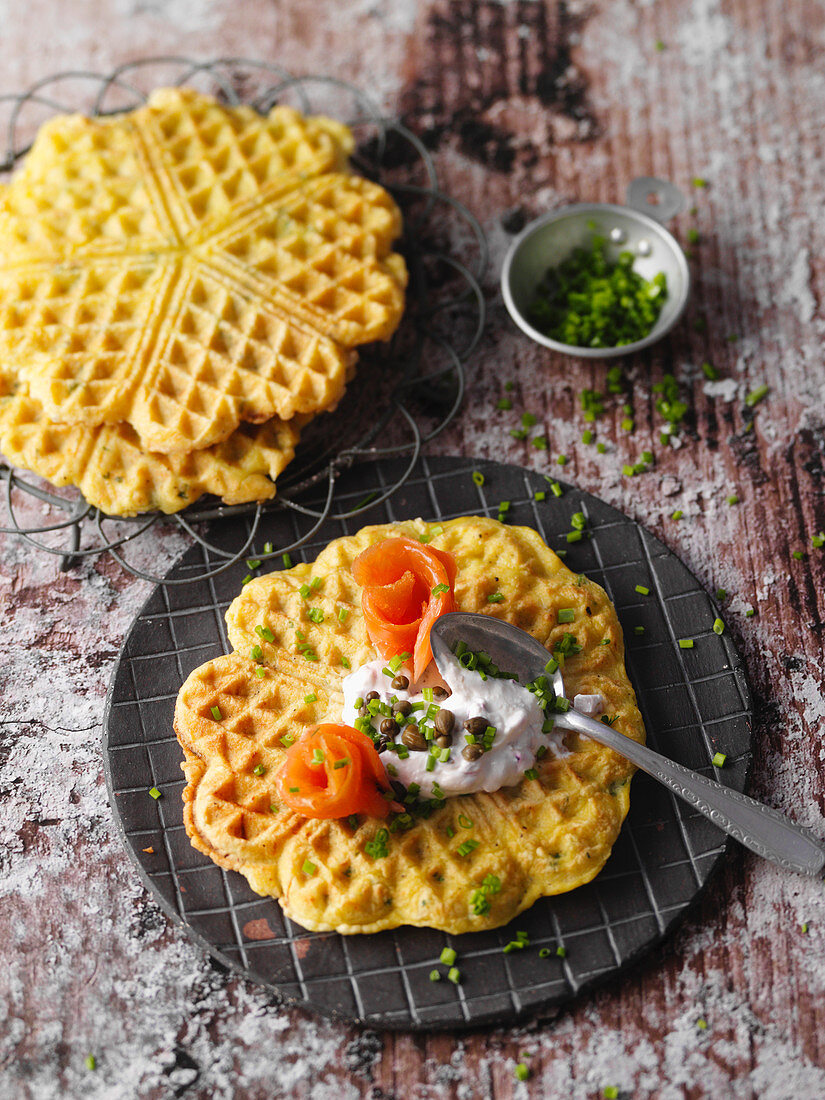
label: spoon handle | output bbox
[560,709,825,877]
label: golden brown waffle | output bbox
[0,88,406,455]
[0,386,304,516]
[175,517,645,934]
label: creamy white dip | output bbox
[341,656,576,798]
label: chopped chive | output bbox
[84,1055,96,1071]
[534,490,547,501]
[498,500,510,513]
[549,480,563,497]
[634,625,645,636]
[603,1089,619,1100]
[299,583,310,599]
[312,748,325,765]
[622,464,635,477]
[247,558,261,571]
[671,509,683,520]
[727,494,739,506]
[812,533,824,549]
[597,442,607,454]
[510,427,528,440]
[251,644,263,662]
[255,667,266,678]
[566,530,583,543]
[149,787,161,800]
[333,757,351,770]
[678,638,694,649]
[570,512,586,530]
[532,435,548,450]
[745,607,756,618]
[307,608,324,624]
[522,412,537,428]
[582,429,594,445]
[635,584,650,595]
[556,945,567,957]
[426,755,436,772]
[497,397,513,410]
[432,583,450,596]
[210,705,222,721]
[505,381,514,391]
[280,733,296,748]
[697,1018,708,1030]
[302,859,317,876]
[621,417,634,432]
[556,454,568,466]
[713,618,725,635]
[488,592,505,603]
[340,656,351,669]
[693,177,708,188]
[712,751,727,767]
[716,588,727,601]
[253,763,265,776]
[539,947,551,958]
[447,966,461,984]
[802,922,809,934]
[687,227,700,245]
[792,550,805,561]
[701,360,719,380]
[337,607,350,624]
[263,541,273,555]
[515,1064,530,1082]
[429,969,441,982]
[524,767,539,780]
[457,839,480,857]
[241,574,253,586]
[745,384,769,408]
[282,553,293,568]
[440,947,457,966]
[458,814,473,829]
[557,608,576,623]
[352,490,379,512]
[472,470,485,487]
[304,693,317,704]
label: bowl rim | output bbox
[500,201,691,359]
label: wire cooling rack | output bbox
[104,455,754,1030]
[0,58,487,585]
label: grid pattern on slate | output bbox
[104,455,753,1030]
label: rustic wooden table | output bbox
[2,2,824,1097]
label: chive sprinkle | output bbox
[488,592,505,603]
[745,384,769,407]
[678,638,694,649]
[282,553,293,568]
[558,608,576,623]
[582,429,594,445]
[472,470,485,487]
[253,763,265,776]
[697,1018,708,1030]
[792,550,805,561]
[302,859,317,876]
[522,412,537,428]
[497,397,513,410]
[432,582,450,596]
[304,693,317,704]
[535,490,546,501]
[515,1064,530,1082]
[149,786,161,800]
[556,945,567,957]
[634,626,645,636]
[701,360,719,380]
[210,705,222,721]
[597,442,607,454]
[727,494,739,506]
[84,1055,96,1071]
[603,1089,619,1100]
[745,607,756,618]
[532,435,548,450]
[548,480,563,497]
[713,618,725,635]
[241,574,253,586]
[671,509,683,520]
[635,584,650,595]
[447,966,461,984]
[539,948,551,958]
[716,588,727,601]
[812,533,825,549]
[440,947,457,966]
[429,969,441,982]
[557,454,568,466]
[712,752,727,767]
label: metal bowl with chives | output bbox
[501,178,691,359]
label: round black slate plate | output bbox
[104,455,753,1030]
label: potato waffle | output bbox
[0,87,406,513]
[175,517,645,934]
[0,381,304,516]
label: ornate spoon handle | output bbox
[559,709,825,877]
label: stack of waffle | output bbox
[0,88,406,515]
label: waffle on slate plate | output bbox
[0,88,406,515]
[174,517,645,935]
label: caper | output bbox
[357,705,369,718]
[464,715,489,737]
[434,709,455,736]
[365,690,379,703]
[462,743,484,762]
[435,734,452,749]
[391,674,409,691]
[432,685,451,700]
[376,734,390,754]
[380,717,399,737]
[401,725,428,752]
[392,699,412,717]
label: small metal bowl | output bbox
[501,177,690,359]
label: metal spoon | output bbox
[430,612,825,877]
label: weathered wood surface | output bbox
[1,1,825,1097]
